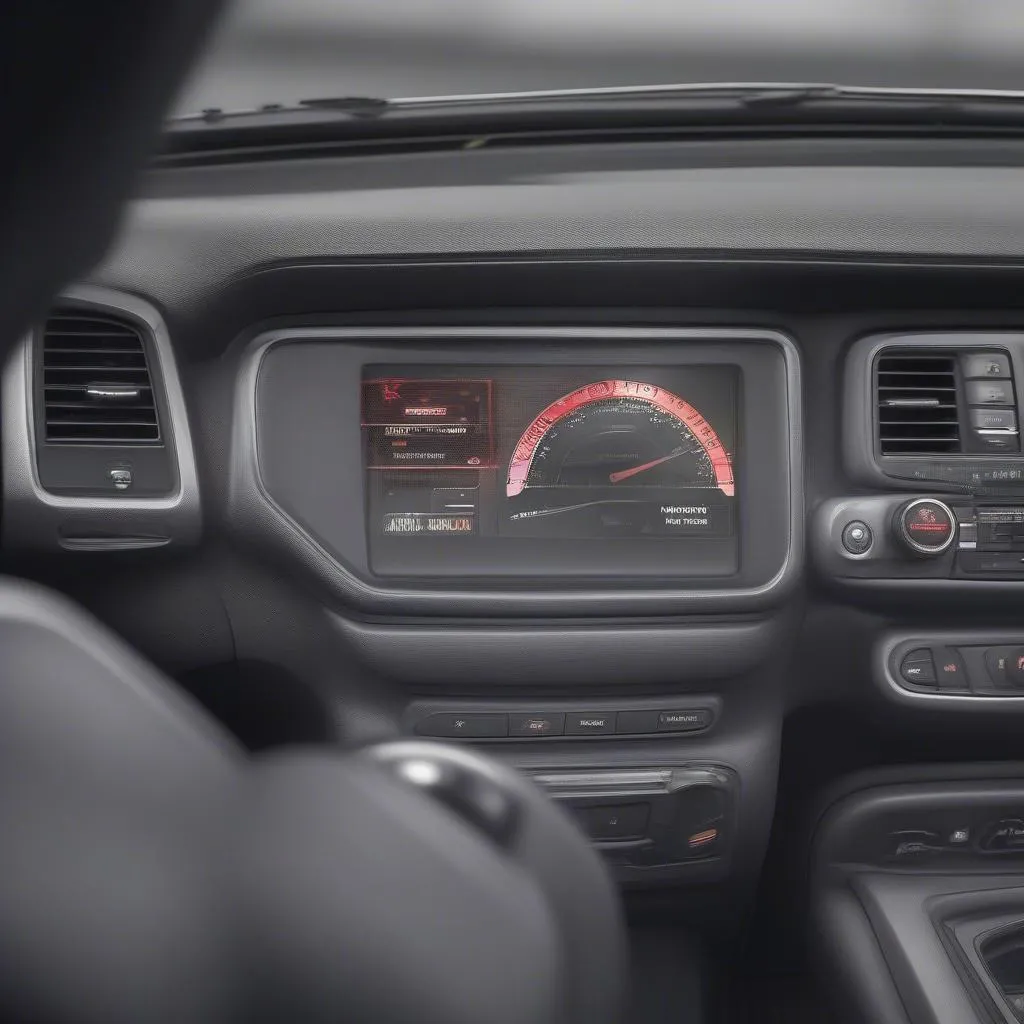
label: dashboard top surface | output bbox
[96,143,1024,315]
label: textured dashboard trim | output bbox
[1,285,202,548]
[231,326,802,616]
[336,616,786,686]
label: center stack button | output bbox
[934,647,968,691]
[900,649,936,686]
[1004,649,1024,687]
[565,713,615,736]
[895,498,957,556]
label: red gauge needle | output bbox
[609,447,688,483]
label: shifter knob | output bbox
[895,498,956,556]
[369,742,519,846]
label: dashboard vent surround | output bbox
[876,352,961,455]
[41,313,160,444]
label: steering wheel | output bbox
[0,578,625,1023]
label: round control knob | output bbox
[895,498,956,556]
[841,520,873,555]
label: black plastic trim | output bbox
[336,615,784,685]
[1,286,202,550]
[876,632,1024,708]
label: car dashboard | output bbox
[11,137,1024,943]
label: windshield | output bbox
[180,0,1024,114]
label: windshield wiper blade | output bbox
[377,80,1024,110]
[161,82,1024,163]
[169,82,1024,127]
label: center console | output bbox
[227,323,801,891]
[812,771,1024,1024]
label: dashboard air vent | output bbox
[876,353,961,455]
[41,313,160,444]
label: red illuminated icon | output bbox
[381,383,401,402]
[1016,656,1024,672]
[467,457,481,465]
[688,827,719,849]
[918,508,937,524]
[944,662,958,673]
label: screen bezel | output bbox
[251,327,799,614]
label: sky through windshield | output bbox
[180,0,1024,114]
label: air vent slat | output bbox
[880,438,958,444]
[44,402,154,412]
[44,360,148,371]
[44,346,145,355]
[876,352,961,456]
[47,422,158,430]
[46,411,158,424]
[48,432,159,444]
[41,313,161,445]
[44,329,137,335]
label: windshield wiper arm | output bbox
[164,81,1024,155]
[172,83,864,125]
[184,95,391,125]
[296,96,390,118]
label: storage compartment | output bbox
[530,765,735,874]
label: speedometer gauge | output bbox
[507,379,734,498]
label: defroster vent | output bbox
[876,352,961,455]
[41,313,160,444]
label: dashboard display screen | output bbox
[362,365,739,574]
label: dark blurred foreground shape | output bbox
[0,14,626,1024]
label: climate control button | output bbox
[1005,648,1024,687]
[895,498,956,556]
[900,649,936,686]
[934,647,968,691]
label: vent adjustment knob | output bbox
[895,498,956,556]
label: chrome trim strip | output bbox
[533,770,672,790]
